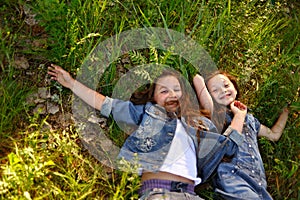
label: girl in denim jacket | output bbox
[193,71,289,200]
[49,64,248,199]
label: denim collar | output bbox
[145,103,178,121]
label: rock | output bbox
[14,56,29,69]
[47,102,60,114]
[38,87,51,99]
[33,104,46,115]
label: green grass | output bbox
[0,0,299,199]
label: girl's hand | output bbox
[230,101,247,116]
[229,101,247,133]
[48,64,75,89]
[48,64,105,111]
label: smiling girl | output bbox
[193,71,289,200]
[49,65,247,199]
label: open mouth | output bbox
[165,100,179,107]
[220,93,232,100]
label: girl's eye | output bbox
[161,90,168,94]
[174,89,181,92]
[224,83,229,88]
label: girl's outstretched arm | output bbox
[193,74,214,116]
[258,108,289,141]
[48,64,105,111]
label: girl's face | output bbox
[153,75,182,112]
[207,74,237,106]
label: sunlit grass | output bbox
[0,0,299,199]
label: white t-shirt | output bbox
[160,120,202,185]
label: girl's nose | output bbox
[169,90,176,98]
[221,87,227,93]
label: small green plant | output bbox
[0,116,118,199]
[106,157,141,200]
[0,75,32,138]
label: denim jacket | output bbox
[213,111,272,200]
[100,97,243,182]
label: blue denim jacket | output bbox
[101,97,243,182]
[213,111,273,200]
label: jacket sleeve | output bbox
[197,124,243,183]
[100,96,145,128]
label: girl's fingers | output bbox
[48,70,58,78]
[48,65,61,80]
[51,64,65,73]
[49,64,61,72]
[47,70,56,75]
[232,100,247,110]
[50,63,59,68]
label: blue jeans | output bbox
[139,188,204,200]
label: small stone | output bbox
[33,104,46,115]
[47,102,60,114]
